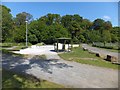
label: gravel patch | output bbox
[2,45,118,88]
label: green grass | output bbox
[59,47,119,69]
[8,46,28,51]
[0,43,13,47]
[1,49,24,58]
[2,69,64,88]
[0,43,32,47]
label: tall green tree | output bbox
[81,19,92,30]
[104,21,112,30]
[2,5,13,42]
[92,19,105,34]
[12,12,33,43]
[102,30,111,46]
[61,15,73,28]
[70,21,82,38]
[110,27,119,43]
[41,13,61,25]
[13,25,26,43]
[2,5,118,45]
[15,12,33,26]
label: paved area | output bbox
[2,45,118,88]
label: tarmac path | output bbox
[81,44,119,58]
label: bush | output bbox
[1,43,13,47]
[92,42,117,50]
[36,42,45,46]
[72,37,79,44]
[16,42,32,46]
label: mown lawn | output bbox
[2,69,64,88]
[59,47,119,69]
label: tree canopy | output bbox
[1,5,119,45]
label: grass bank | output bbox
[1,42,31,52]
[0,42,32,47]
[59,47,119,69]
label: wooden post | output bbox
[68,43,69,52]
[57,40,58,52]
[64,40,66,51]
[54,43,55,51]
[71,39,73,51]
[79,41,80,47]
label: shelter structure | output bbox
[54,37,72,52]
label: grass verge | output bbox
[2,49,24,57]
[0,43,32,47]
[7,46,28,51]
[59,47,119,69]
[2,69,64,88]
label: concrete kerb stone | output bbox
[96,53,106,59]
[107,55,118,63]
[83,47,88,51]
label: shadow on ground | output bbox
[2,54,73,74]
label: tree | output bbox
[87,30,101,43]
[61,14,83,28]
[42,24,69,44]
[15,12,33,26]
[104,21,112,30]
[92,19,105,34]
[13,25,26,43]
[11,12,33,43]
[2,5,117,45]
[70,21,81,38]
[28,34,38,44]
[111,34,118,43]
[73,14,83,22]
[93,19,105,29]
[1,5,13,42]
[28,14,69,44]
[81,19,92,30]
[102,30,111,46]
[61,15,73,28]
[78,35,85,43]
[110,27,119,43]
[41,13,61,25]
